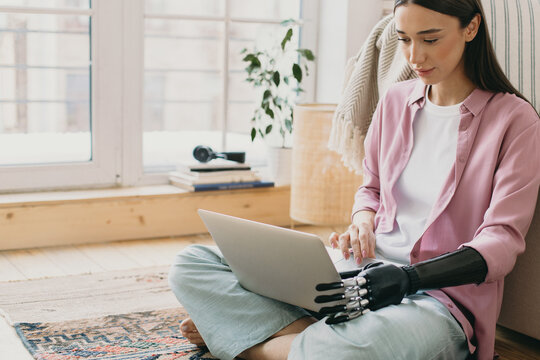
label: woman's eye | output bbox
[424,39,438,44]
[397,38,410,43]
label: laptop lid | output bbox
[197,209,344,312]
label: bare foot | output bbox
[180,318,206,346]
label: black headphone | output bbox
[193,145,246,163]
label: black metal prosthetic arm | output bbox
[315,247,488,324]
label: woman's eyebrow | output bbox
[396,28,443,35]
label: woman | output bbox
[169,1,540,359]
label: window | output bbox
[0,9,91,165]
[0,0,317,192]
[142,0,307,174]
[0,1,120,192]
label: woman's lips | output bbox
[415,68,434,77]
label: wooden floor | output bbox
[1,225,539,359]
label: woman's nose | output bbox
[409,42,425,66]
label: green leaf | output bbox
[240,48,248,54]
[263,89,272,102]
[251,127,256,141]
[280,127,285,137]
[265,107,275,119]
[273,97,283,111]
[246,64,258,75]
[281,28,293,50]
[258,129,265,138]
[292,63,302,82]
[243,54,261,70]
[273,71,280,87]
[297,48,315,61]
[265,124,273,134]
[285,119,293,132]
[280,19,297,27]
[242,53,255,62]
[284,77,289,85]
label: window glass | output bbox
[0,12,91,166]
[228,21,300,149]
[0,1,89,9]
[229,0,300,20]
[143,0,302,173]
[145,0,224,17]
[143,18,223,172]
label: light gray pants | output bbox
[168,244,470,360]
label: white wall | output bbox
[315,0,383,103]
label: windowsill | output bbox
[0,184,289,207]
[0,184,292,250]
[0,185,188,207]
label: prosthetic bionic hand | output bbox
[315,247,487,325]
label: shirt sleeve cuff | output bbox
[459,229,525,283]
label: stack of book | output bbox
[169,159,274,192]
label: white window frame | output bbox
[0,1,121,192]
[0,0,319,192]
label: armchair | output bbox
[482,0,540,341]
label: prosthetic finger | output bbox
[315,275,370,324]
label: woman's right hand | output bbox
[329,211,376,265]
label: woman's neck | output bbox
[429,69,476,106]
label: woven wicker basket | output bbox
[290,104,363,225]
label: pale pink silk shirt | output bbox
[352,79,540,360]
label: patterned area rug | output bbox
[14,307,217,360]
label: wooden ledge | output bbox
[0,185,291,251]
[0,185,190,207]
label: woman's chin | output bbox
[417,76,439,86]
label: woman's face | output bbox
[394,3,477,86]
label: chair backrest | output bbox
[482,0,540,112]
[482,0,540,341]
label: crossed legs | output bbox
[170,245,470,360]
[181,315,316,360]
[169,245,315,360]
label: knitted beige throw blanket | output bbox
[328,15,416,174]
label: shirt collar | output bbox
[407,79,495,116]
[407,80,427,107]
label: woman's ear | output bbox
[465,13,481,42]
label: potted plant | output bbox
[241,19,315,185]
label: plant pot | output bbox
[267,146,292,186]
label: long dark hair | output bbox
[394,0,529,103]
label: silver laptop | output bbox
[197,209,377,312]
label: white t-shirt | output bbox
[375,87,462,264]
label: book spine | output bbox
[169,174,260,185]
[189,167,251,172]
[192,181,274,192]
